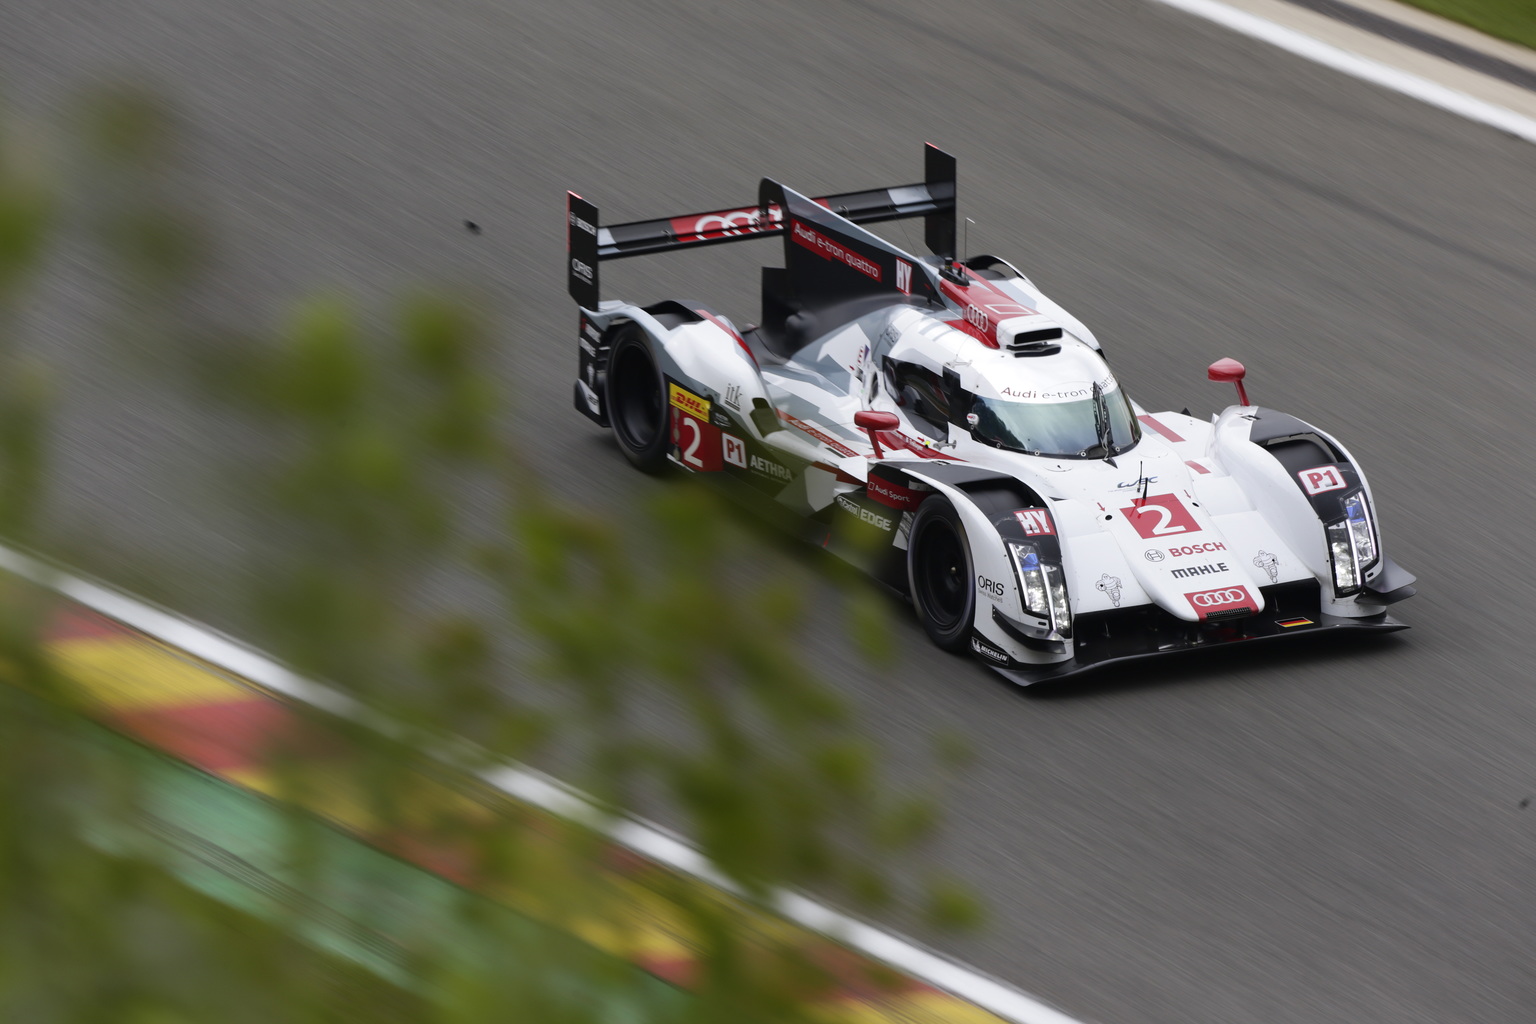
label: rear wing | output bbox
[567,144,956,309]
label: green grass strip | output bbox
[1397,1,1536,50]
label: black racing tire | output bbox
[907,496,976,653]
[604,325,670,473]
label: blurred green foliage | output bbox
[1398,0,1536,49]
[0,87,976,1021]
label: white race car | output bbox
[566,146,1414,683]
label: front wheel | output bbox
[604,326,670,473]
[907,496,975,652]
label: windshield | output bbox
[969,385,1140,458]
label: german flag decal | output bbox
[1276,617,1315,628]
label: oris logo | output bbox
[977,575,1006,598]
[570,257,594,283]
[1191,588,1245,606]
[1167,542,1226,557]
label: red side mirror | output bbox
[853,410,900,459]
[1207,358,1250,407]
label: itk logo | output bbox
[1298,465,1346,495]
[1013,508,1055,537]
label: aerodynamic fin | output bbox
[566,191,600,310]
[564,144,958,298]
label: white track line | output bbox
[1149,0,1536,145]
[0,540,1088,1024]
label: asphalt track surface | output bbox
[5,1,1536,1022]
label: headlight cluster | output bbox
[1326,491,1379,596]
[1007,542,1071,638]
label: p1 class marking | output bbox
[1298,465,1346,495]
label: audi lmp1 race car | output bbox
[565,145,1415,683]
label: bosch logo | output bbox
[1168,542,1226,557]
[977,575,1006,598]
[571,257,594,283]
[568,212,596,235]
[1144,549,1165,563]
[1190,588,1245,607]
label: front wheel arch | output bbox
[906,496,976,653]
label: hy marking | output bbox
[1148,0,1536,146]
[0,540,1087,1024]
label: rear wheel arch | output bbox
[603,323,670,473]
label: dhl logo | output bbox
[668,383,711,421]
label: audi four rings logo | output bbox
[694,210,761,237]
[1190,588,1245,606]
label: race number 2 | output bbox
[670,409,722,471]
[1120,494,1200,539]
[1297,465,1346,495]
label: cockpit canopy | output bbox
[968,383,1140,459]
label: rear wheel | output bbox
[907,497,975,652]
[604,326,669,472]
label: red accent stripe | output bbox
[875,430,963,461]
[935,267,1037,349]
[1184,460,1209,474]
[49,606,133,640]
[1138,415,1185,443]
[695,309,759,369]
[109,700,301,773]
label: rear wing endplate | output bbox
[567,144,956,309]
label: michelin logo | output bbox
[970,637,1011,665]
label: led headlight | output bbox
[1007,542,1071,639]
[1326,491,1379,597]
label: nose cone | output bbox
[1106,491,1264,622]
